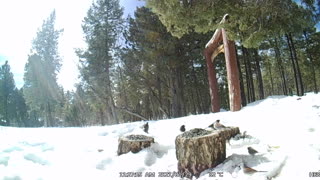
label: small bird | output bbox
[208,123,215,129]
[97,149,104,152]
[241,163,267,174]
[247,146,258,155]
[143,122,149,133]
[180,125,186,132]
[214,119,226,129]
[242,131,247,139]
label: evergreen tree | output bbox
[0,61,16,126]
[78,0,124,125]
[12,88,28,127]
[146,0,311,48]
[23,10,63,127]
[119,7,213,120]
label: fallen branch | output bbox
[116,106,148,121]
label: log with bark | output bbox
[117,134,154,156]
[175,127,240,178]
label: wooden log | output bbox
[204,14,229,113]
[175,127,240,178]
[222,29,242,111]
[204,51,220,112]
[117,134,154,156]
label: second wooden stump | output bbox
[175,127,239,178]
[117,134,154,156]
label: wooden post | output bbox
[204,14,241,112]
[204,52,220,112]
[204,28,223,112]
[222,29,242,111]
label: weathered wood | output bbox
[175,127,240,178]
[204,51,220,112]
[117,135,154,156]
[204,17,224,113]
[211,44,224,60]
[204,14,242,112]
[222,29,242,111]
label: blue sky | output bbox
[0,55,5,63]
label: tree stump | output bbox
[117,134,154,156]
[175,127,240,178]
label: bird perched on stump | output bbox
[143,122,149,133]
[247,146,258,155]
[180,125,185,132]
[214,119,226,129]
[208,123,215,130]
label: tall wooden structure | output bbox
[204,14,241,112]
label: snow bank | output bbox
[0,93,319,179]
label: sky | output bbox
[0,0,145,91]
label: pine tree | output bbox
[146,0,310,48]
[23,10,63,127]
[119,7,214,119]
[0,61,16,126]
[78,0,124,125]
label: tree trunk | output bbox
[253,49,264,99]
[241,46,255,103]
[247,49,255,102]
[286,33,302,96]
[236,46,247,107]
[303,31,318,93]
[191,60,204,113]
[4,94,9,126]
[273,38,288,95]
[201,64,211,114]
[170,66,185,118]
[45,102,53,127]
[267,61,275,95]
[99,107,105,126]
[289,33,304,96]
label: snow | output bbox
[0,93,320,180]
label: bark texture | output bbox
[204,14,242,112]
[117,135,154,156]
[222,29,241,111]
[175,127,240,178]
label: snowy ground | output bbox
[1,93,320,180]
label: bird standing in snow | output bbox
[247,146,258,155]
[180,125,186,132]
[143,122,149,133]
[214,119,226,129]
[241,163,267,174]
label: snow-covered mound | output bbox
[0,93,319,180]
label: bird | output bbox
[214,119,226,129]
[241,163,267,174]
[208,123,215,130]
[143,122,149,133]
[242,131,247,139]
[180,125,186,132]
[247,146,258,155]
